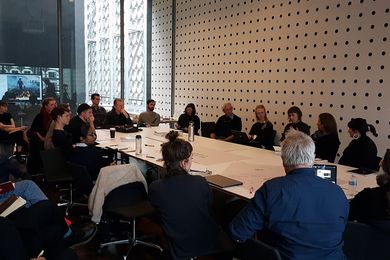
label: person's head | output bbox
[80,124,97,145]
[147,99,156,112]
[113,98,124,113]
[376,149,390,188]
[222,103,234,117]
[281,130,315,174]
[317,113,338,135]
[161,131,193,176]
[184,103,196,116]
[0,101,8,113]
[287,106,303,123]
[91,93,101,106]
[347,118,378,139]
[254,105,268,122]
[51,106,71,126]
[42,97,57,113]
[77,103,93,122]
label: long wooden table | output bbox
[96,126,378,200]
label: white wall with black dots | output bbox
[152,0,390,160]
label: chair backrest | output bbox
[343,221,390,260]
[40,148,72,182]
[200,121,216,138]
[102,182,147,212]
[240,239,282,260]
[66,161,93,195]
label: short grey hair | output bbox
[281,130,315,167]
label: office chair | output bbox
[200,121,216,138]
[238,238,282,260]
[0,140,15,158]
[343,221,390,260]
[99,182,163,258]
[40,149,86,215]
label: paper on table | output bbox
[120,136,135,142]
[192,149,249,166]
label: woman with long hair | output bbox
[339,118,378,170]
[311,113,340,162]
[177,103,201,135]
[248,105,274,150]
[148,131,231,258]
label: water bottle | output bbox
[188,121,194,142]
[348,174,358,197]
[135,135,142,155]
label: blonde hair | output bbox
[254,105,269,122]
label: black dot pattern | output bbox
[152,0,390,157]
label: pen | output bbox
[146,155,155,158]
[249,187,254,194]
[37,250,44,257]
[145,144,155,147]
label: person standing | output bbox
[90,93,106,127]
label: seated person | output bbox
[177,103,200,134]
[50,106,74,158]
[90,93,106,127]
[149,131,232,259]
[65,103,94,144]
[280,106,310,141]
[69,124,111,181]
[0,154,26,183]
[247,104,274,150]
[229,130,349,260]
[0,101,28,155]
[0,180,95,259]
[210,103,242,141]
[339,118,378,170]
[137,99,160,127]
[311,113,340,163]
[105,98,133,126]
[349,149,390,229]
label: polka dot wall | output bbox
[152,0,390,160]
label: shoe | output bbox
[65,223,97,248]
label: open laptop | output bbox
[312,164,337,184]
[205,175,243,188]
[231,130,250,142]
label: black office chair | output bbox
[0,140,15,158]
[40,149,86,215]
[99,182,163,257]
[238,238,282,260]
[343,221,390,260]
[200,122,216,138]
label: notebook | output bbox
[205,175,243,188]
[0,181,15,195]
[231,130,250,142]
[0,195,26,217]
[312,164,337,184]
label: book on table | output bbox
[0,195,26,217]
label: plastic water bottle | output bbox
[348,174,358,197]
[135,135,142,155]
[188,121,194,142]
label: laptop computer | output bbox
[205,175,243,188]
[231,130,250,142]
[312,164,337,184]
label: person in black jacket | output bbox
[177,103,201,135]
[51,106,74,158]
[339,118,378,170]
[65,103,94,144]
[149,131,232,259]
[105,98,133,126]
[248,104,274,150]
[311,113,340,163]
[211,103,242,142]
[349,149,390,229]
[280,106,310,141]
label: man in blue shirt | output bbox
[229,130,349,260]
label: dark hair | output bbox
[375,150,390,218]
[147,99,155,105]
[91,93,100,100]
[80,124,91,139]
[184,103,196,116]
[287,106,303,120]
[0,101,7,107]
[161,131,193,177]
[318,113,338,135]
[41,97,56,112]
[51,106,70,121]
[347,118,378,137]
[113,98,123,106]
[77,103,91,115]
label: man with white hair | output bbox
[229,130,349,260]
[210,103,242,141]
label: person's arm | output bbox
[176,114,185,130]
[194,116,201,135]
[121,109,130,119]
[229,187,267,242]
[210,117,221,138]
[223,134,235,142]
